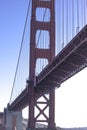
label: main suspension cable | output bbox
[9,0,32,103]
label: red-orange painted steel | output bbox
[28,0,55,128]
[9,25,87,112]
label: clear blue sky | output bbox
[0,0,87,128]
[0,0,29,109]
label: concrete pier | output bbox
[6,110,23,130]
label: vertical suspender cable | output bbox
[66,0,68,44]
[57,0,60,53]
[69,0,72,41]
[59,0,61,52]
[44,1,47,67]
[76,0,79,33]
[62,0,64,48]
[72,0,74,38]
[85,0,87,24]
[84,0,86,25]
[68,0,71,42]
[60,0,62,49]
[82,0,84,27]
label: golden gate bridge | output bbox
[0,0,87,130]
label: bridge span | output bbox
[9,25,87,111]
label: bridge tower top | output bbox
[29,0,55,81]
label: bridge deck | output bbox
[9,25,87,110]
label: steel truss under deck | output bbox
[9,25,87,112]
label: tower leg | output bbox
[28,0,55,129]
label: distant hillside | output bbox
[23,119,87,130]
[57,127,87,130]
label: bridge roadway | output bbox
[9,25,87,111]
